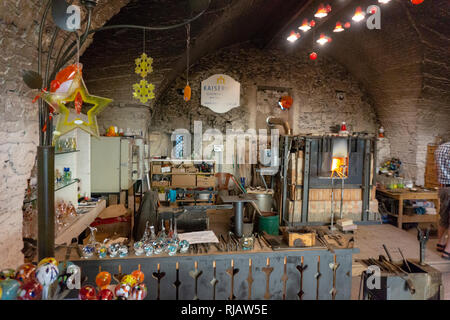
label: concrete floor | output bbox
[350,223,450,300]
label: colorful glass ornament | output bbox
[0,285,2,299]
[15,263,37,284]
[97,288,114,300]
[42,64,112,138]
[278,96,293,110]
[130,283,147,300]
[0,278,20,300]
[108,243,120,258]
[131,270,145,284]
[36,262,59,300]
[79,285,97,300]
[134,241,145,256]
[184,84,192,102]
[1,268,16,280]
[179,240,190,253]
[96,271,112,290]
[133,79,155,103]
[17,280,42,300]
[120,274,138,287]
[114,283,131,299]
[38,257,58,268]
[118,245,129,257]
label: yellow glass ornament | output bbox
[133,79,155,103]
[37,257,58,267]
[135,53,153,78]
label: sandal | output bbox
[437,244,446,252]
[442,251,450,260]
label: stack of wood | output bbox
[336,219,357,232]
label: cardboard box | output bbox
[185,166,198,173]
[98,204,128,219]
[197,175,215,188]
[152,180,170,187]
[171,174,196,187]
[161,165,171,173]
[172,167,186,174]
[152,165,162,174]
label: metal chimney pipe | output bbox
[266,116,292,135]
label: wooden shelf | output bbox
[387,212,439,224]
[55,199,106,245]
[152,172,214,175]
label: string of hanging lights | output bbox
[286,0,426,59]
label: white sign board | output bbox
[201,74,240,113]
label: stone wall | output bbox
[0,0,129,269]
[148,43,378,181]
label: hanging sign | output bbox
[201,74,240,113]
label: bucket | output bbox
[258,211,279,236]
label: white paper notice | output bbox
[177,230,219,244]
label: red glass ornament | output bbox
[79,285,97,300]
[370,6,378,14]
[411,0,424,4]
[97,289,114,300]
[310,20,316,27]
[17,280,42,300]
[326,4,332,12]
[344,22,351,29]
[310,52,318,60]
[15,263,36,284]
[74,92,83,114]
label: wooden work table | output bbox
[376,187,440,229]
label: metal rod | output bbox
[37,146,55,260]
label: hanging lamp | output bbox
[316,33,331,45]
[333,21,345,32]
[352,7,365,22]
[299,19,311,32]
[287,31,301,43]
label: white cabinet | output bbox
[91,137,134,193]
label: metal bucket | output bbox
[252,193,275,212]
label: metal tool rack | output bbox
[67,247,357,300]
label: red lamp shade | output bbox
[352,6,365,22]
[333,21,345,32]
[287,31,300,43]
[314,3,328,18]
[299,19,311,32]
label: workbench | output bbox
[59,245,357,300]
[376,188,440,229]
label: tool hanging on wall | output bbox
[152,264,166,300]
[210,261,218,300]
[281,256,289,300]
[183,23,192,102]
[315,256,322,300]
[262,258,274,300]
[246,259,254,300]
[329,255,340,300]
[296,256,307,300]
[189,261,202,300]
[173,262,181,300]
[226,260,239,300]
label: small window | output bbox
[174,135,184,159]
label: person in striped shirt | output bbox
[435,141,450,260]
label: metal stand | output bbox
[221,195,257,238]
[37,146,55,260]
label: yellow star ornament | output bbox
[44,69,112,138]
